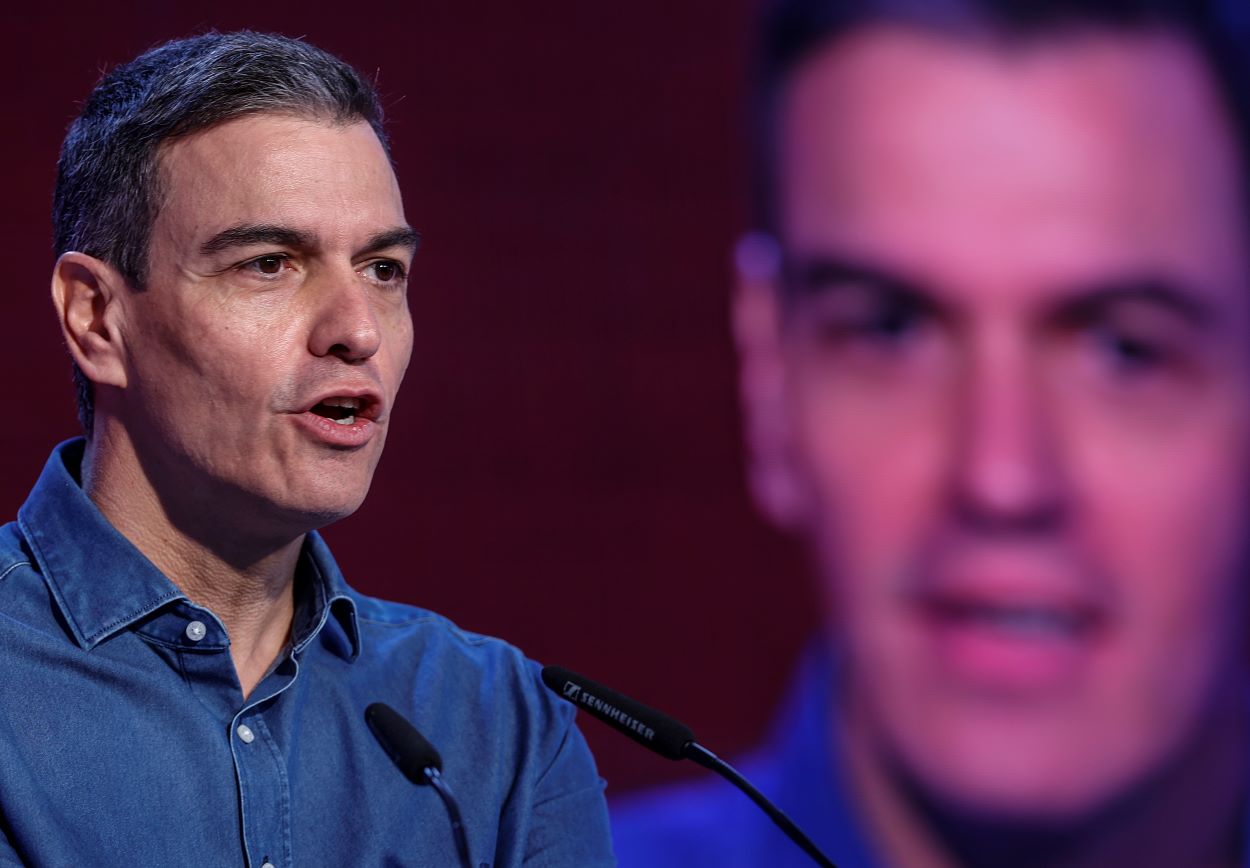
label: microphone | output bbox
[542,666,839,868]
[365,703,471,868]
[541,665,694,759]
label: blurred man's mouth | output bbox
[910,565,1109,693]
[923,596,1096,639]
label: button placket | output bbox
[231,666,300,868]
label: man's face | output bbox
[743,28,1250,817]
[114,115,415,538]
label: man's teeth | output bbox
[312,397,363,425]
[976,608,1074,636]
[939,602,1082,638]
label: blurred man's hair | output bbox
[53,31,389,435]
[751,0,1250,232]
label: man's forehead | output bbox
[153,113,404,248]
[774,24,1248,306]
[161,111,381,162]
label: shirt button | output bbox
[236,724,255,744]
[185,620,207,642]
[261,863,275,868]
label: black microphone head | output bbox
[365,702,443,785]
[542,665,695,761]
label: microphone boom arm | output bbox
[542,666,839,868]
[683,741,836,868]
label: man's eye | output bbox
[245,255,289,276]
[859,305,919,341]
[814,300,923,345]
[1092,327,1170,374]
[365,260,406,283]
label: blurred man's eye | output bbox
[1089,325,1173,376]
[781,256,937,355]
[1051,282,1213,389]
[1063,302,1199,388]
[830,299,921,344]
[795,286,929,352]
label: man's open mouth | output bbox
[922,597,1099,641]
[309,397,366,426]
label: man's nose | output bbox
[307,269,383,363]
[950,331,1066,534]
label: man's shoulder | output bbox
[345,587,530,664]
[339,587,561,723]
[348,587,486,638]
[331,585,613,859]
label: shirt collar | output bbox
[294,531,361,662]
[18,438,360,660]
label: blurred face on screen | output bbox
[737,27,1250,817]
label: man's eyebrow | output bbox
[200,224,315,256]
[1049,278,1217,328]
[781,253,935,307]
[361,227,421,257]
[198,224,421,259]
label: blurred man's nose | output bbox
[307,268,383,363]
[950,327,1066,534]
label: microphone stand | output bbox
[423,766,471,868]
[365,702,473,868]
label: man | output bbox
[613,1,1250,866]
[0,32,613,866]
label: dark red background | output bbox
[0,2,818,796]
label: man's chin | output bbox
[275,489,371,534]
[228,476,375,541]
[896,739,1146,824]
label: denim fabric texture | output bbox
[0,439,614,867]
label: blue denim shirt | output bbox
[0,440,614,867]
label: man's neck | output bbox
[841,689,1249,868]
[83,429,301,699]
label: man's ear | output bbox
[732,234,808,531]
[51,252,130,391]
